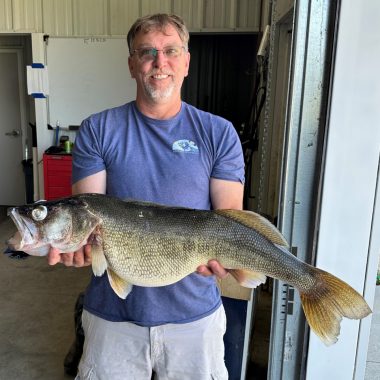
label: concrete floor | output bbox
[0,218,91,379]
[0,217,379,379]
[365,285,380,380]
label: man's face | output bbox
[128,24,190,104]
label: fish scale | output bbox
[6,193,372,346]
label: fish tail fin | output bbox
[300,268,371,346]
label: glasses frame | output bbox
[131,45,187,61]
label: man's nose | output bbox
[153,50,168,67]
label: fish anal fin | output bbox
[300,268,372,346]
[228,269,267,288]
[215,209,288,247]
[107,268,132,299]
[91,245,107,276]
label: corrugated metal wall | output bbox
[0,0,264,35]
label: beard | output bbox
[143,70,176,101]
[144,81,175,101]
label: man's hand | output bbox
[47,245,92,267]
[197,260,229,279]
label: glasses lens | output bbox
[163,46,182,58]
[138,48,156,61]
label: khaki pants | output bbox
[76,306,228,380]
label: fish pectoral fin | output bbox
[91,245,108,276]
[228,269,267,288]
[107,269,133,299]
[215,209,288,247]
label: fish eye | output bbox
[32,205,48,221]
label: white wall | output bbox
[306,1,380,378]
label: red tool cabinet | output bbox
[43,154,72,200]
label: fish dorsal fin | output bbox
[123,198,163,207]
[123,198,187,211]
[215,209,289,247]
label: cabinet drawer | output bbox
[43,153,73,200]
[46,187,72,200]
[47,175,71,187]
[46,160,72,172]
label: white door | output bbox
[0,49,27,205]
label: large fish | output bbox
[6,193,371,345]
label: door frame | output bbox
[262,0,338,378]
[0,46,29,204]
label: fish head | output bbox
[6,197,101,255]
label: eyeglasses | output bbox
[131,46,186,62]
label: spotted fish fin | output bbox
[215,209,288,247]
[107,268,133,299]
[91,245,107,276]
[228,269,267,288]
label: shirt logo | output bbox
[172,139,199,154]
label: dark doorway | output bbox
[182,33,262,380]
[182,33,258,134]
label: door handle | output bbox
[5,130,21,137]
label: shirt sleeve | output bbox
[211,122,245,184]
[72,118,106,184]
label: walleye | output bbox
[6,193,371,345]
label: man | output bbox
[48,13,244,379]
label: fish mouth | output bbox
[7,207,37,249]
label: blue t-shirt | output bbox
[73,101,245,326]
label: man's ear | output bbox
[184,52,190,78]
[128,56,135,78]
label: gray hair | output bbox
[127,14,190,54]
